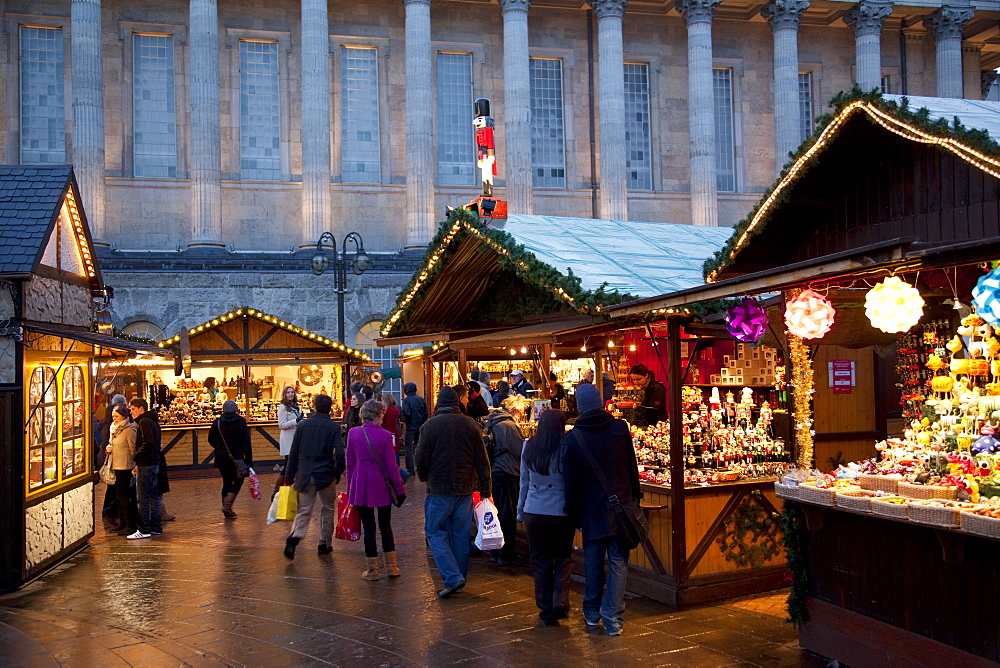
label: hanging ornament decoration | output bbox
[725,298,769,343]
[784,289,836,339]
[864,276,925,333]
[788,334,815,469]
[972,265,1000,327]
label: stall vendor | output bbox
[628,364,667,427]
[509,370,534,397]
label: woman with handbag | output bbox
[517,409,575,625]
[107,405,138,536]
[208,400,254,518]
[346,399,406,581]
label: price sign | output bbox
[828,359,855,394]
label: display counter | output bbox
[161,421,289,472]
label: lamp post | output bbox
[309,231,370,343]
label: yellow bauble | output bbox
[926,354,947,370]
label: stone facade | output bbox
[24,484,93,571]
[63,483,94,548]
[22,276,93,329]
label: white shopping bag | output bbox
[474,498,505,551]
[266,493,279,524]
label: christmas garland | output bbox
[715,490,782,569]
[781,500,810,626]
[702,85,1000,282]
[111,327,158,345]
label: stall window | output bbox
[122,320,165,341]
[27,364,89,493]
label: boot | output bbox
[384,551,401,578]
[221,493,237,518]
[284,535,300,559]
[361,556,380,581]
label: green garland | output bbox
[715,490,782,569]
[781,500,810,626]
[110,327,158,345]
[702,85,1000,281]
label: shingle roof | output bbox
[0,165,73,275]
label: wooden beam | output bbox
[666,316,688,585]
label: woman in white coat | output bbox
[277,385,303,477]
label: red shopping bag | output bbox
[334,491,361,541]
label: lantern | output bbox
[725,298,769,343]
[864,276,925,333]
[784,289,836,339]
[972,265,1000,327]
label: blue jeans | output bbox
[583,536,630,633]
[424,494,474,589]
[136,464,162,533]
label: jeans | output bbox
[490,471,520,562]
[583,536,630,633]
[136,464,162,533]
[290,480,337,546]
[113,470,137,531]
[404,430,418,474]
[524,513,575,622]
[424,494,474,589]
[357,505,395,558]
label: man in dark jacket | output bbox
[563,384,641,636]
[400,382,427,475]
[485,408,524,564]
[628,364,667,426]
[416,386,492,598]
[128,398,163,539]
[509,369,534,397]
[285,394,346,558]
[467,381,490,419]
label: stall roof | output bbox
[608,92,1000,318]
[446,315,620,350]
[28,324,169,357]
[380,211,730,339]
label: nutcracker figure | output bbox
[466,98,508,222]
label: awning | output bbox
[27,325,169,357]
[447,315,619,350]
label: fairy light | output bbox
[789,333,814,468]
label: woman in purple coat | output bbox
[347,399,407,581]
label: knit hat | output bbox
[223,400,238,413]
[403,382,417,395]
[470,370,481,381]
[111,393,127,406]
[436,385,459,408]
[114,405,130,419]
[576,384,602,414]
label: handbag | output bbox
[571,429,649,549]
[335,491,361,541]
[360,425,404,508]
[99,455,116,485]
[215,419,250,478]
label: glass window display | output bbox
[27,364,88,492]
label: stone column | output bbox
[842,0,893,92]
[678,0,721,227]
[188,0,223,248]
[924,4,974,99]
[71,0,106,243]
[590,0,628,221]
[499,0,532,215]
[404,0,435,248]
[762,0,808,173]
[301,0,332,245]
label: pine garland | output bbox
[782,500,810,626]
[111,327,158,345]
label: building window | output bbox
[624,63,652,191]
[133,34,177,178]
[239,40,281,180]
[27,364,88,493]
[356,321,402,399]
[530,58,566,188]
[798,72,814,144]
[19,26,65,164]
[341,46,380,183]
[713,67,736,193]
[880,75,891,94]
[122,320,165,342]
[436,53,475,186]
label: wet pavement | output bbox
[0,474,826,667]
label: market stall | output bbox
[152,309,371,472]
[607,92,1000,661]
[0,166,168,591]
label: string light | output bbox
[520,346,528,354]
[788,334,814,468]
[550,351,556,358]
[629,343,637,352]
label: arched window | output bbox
[356,321,401,399]
[122,321,165,342]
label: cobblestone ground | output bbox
[0,475,825,667]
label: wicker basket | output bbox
[774,482,800,501]
[871,496,911,519]
[858,474,900,494]
[960,510,1000,540]
[795,483,840,507]
[907,499,978,528]
[836,489,878,513]
[897,482,959,500]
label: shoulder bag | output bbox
[360,425,404,508]
[571,429,648,549]
[215,419,250,479]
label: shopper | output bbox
[510,370,534,397]
[485,407,525,565]
[628,363,667,426]
[549,372,566,411]
[99,394,127,519]
[563,383,641,636]
[493,380,511,408]
[128,398,162,539]
[285,394,345,558]
[107,405,137,536]
[467,381,490,419]
[473,370,494,408]
[208,400,254,519]
[518,409,573,625]
[343,392,364,432]
[416,386,492,598]
[347,399,407,580]
[380,393,403,470]
[277,385,303,459]
[452,383,470,415]
[602,373,616,404]
[400,382,427,476]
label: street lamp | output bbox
[310,231,369,343]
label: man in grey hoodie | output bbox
[485,407,525,565]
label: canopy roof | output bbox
[380,210,729,339]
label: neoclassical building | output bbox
[2,0,998,355]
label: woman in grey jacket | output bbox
[517,409,574,625]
